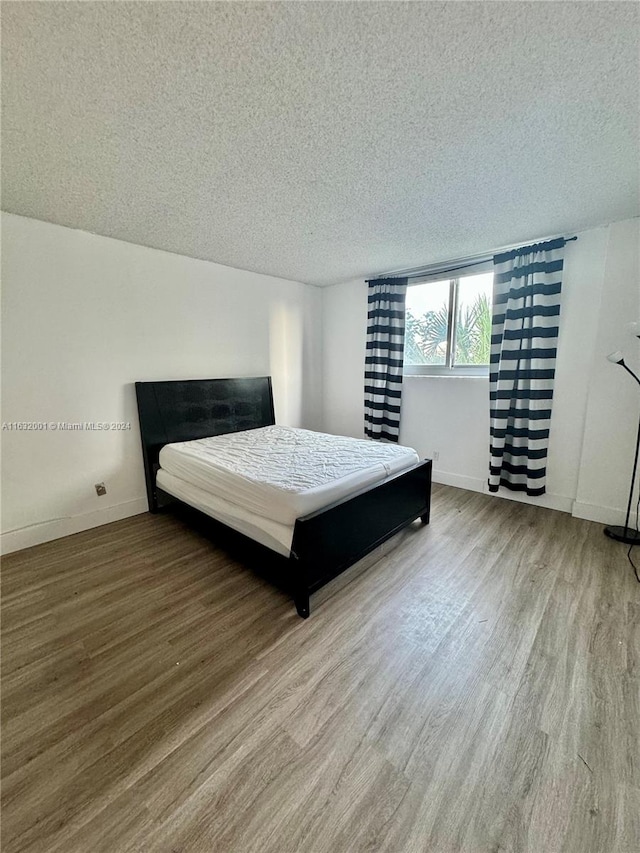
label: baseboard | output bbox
[431,470,485,493]
[571,501,628,526]
[423,469,628,525]
[1,487,627,556]
[484,486,574,515]
[432,468,574,514]
[1,499,149,555]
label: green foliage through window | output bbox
[404,275,492,369]
[405,305,448,364]
[454,292,491,365]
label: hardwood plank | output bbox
[2,484,638,853]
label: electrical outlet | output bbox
[95,482,107,496]
[432,451,440,462]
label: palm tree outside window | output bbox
[404,272,493,375]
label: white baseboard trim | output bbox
[431,470,485,493]
[484,486,574,515]
[1,499,148,555]
[571,501,628,527]
[1,486,627,557]
[431,468,574,514]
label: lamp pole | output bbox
[604,350,640,544]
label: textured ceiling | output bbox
[2,2,639,287]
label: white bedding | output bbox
[156,469,294,556]
[158,425,420,527]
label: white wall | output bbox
[574,219,640,523]
[3,213,637,554]
[1,213,322,553]
[322,218,639,524]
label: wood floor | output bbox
[2,484,639,853]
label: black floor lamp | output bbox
[605,324,640,544]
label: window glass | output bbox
[405,279,450,366]
[453,273,493,366]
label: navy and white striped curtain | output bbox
[489,238,566,496]
[364,277,408,442]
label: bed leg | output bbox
[294,592,310,619]
[420,511,430,525]
[148,488,160,514]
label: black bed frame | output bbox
[135,376,432,618]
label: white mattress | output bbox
[156,469,294,557]
[158,425,420,527]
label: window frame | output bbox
[403,274,492,377]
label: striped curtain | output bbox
[489,238,566,496]
[364,277,408,442]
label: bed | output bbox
[135,376,432,618]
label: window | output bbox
[404,271,493,375]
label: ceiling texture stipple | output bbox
[2,2,639,287]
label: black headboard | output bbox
[135,376,275,512]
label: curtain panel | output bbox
[364,277,408,442]
[489,237,566,496]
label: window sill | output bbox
[403,373,489,380]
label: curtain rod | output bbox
[367,235,578,283]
